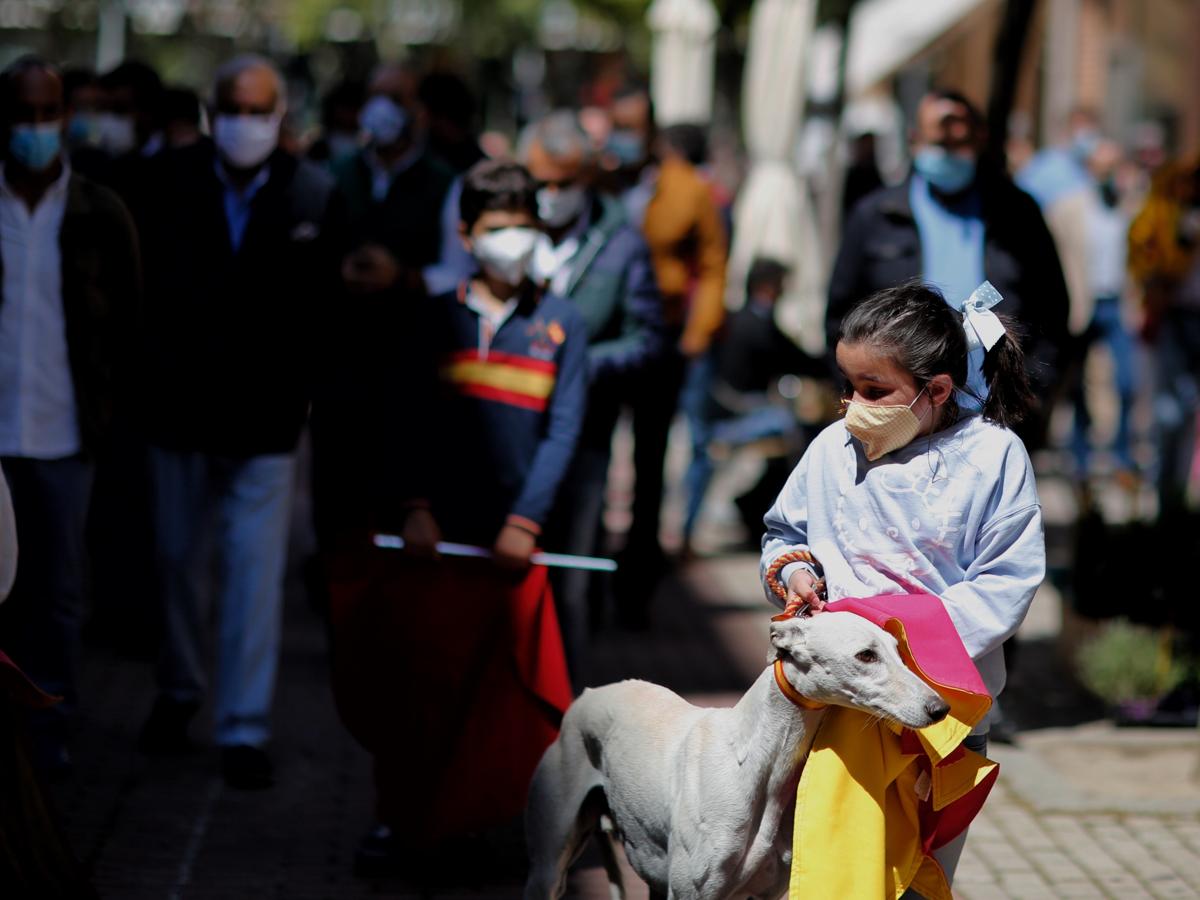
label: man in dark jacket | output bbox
[0,57,140,772]
[827,90,1070,446]
[309,62,455,551]
[135,55,341,789]
[521,110,664,666]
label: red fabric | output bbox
[0,650,57,709]
[328,549,571,844]
[827,593,997,852]
[826,593,989,699]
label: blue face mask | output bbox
[606,129,646,167]
[360,95,410,147]
[9,122,62,171]
[66,113,102,149]
[1070,128,1100,162]
[913,146,976,195]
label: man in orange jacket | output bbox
[603,87,727,622]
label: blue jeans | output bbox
[900,731,989,898]
[1071,295,1136,474]
[0,456,93,736]
[680,352,718,542]
[149,447,295,747]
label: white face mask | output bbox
[844,387,927,461]
[213,113,281,169]
[537,185,587,229]
[472,227,540,286]
[96,112,136,156]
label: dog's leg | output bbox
[525,738,604,900]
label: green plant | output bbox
[1074,620,1187,704]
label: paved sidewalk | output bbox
[46,545,1200,899]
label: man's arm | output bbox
[1013,189,1071,392]
[587,231,666,382]
[679,180,728,357]
[825,200,872,354]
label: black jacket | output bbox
[332,148,454,267]
[0,172,141,455]
[136,141,341,456]
[827,174,1071,400]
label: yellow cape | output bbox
[788,618,998,900]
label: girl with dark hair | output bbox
[760,279,1045,893]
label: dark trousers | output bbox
[0,456,93,735]
[1154,307,1200,514]
[545,443,611,685]
[627,350,687,559]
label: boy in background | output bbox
[340,161,588,875]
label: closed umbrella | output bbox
[729,0,824,353]
[648,0,719,126]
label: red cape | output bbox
[327,548,572,843]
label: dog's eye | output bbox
[855,649,879,664]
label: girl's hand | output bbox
[787,569,826,614]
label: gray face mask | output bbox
[536,185,587,228]
[96,112,136,157]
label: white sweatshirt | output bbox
[761,414,1045,703]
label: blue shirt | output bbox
[1015,147,1090,209]
[909,175,987,407]
[216,162,270,253]
[762,415,1045,708]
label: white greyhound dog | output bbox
[524,611,951,900]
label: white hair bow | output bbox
[961,281,1006,353]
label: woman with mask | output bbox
[760,280,1045,897]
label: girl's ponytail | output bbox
[980,316,1036,429]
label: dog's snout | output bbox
[925,696,950,723]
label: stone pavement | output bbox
[39,422,1200,899]
[46,545,1200,899]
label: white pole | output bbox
[96,0,127,73]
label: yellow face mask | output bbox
[844,388,927,461]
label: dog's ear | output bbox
[769,617,811,667]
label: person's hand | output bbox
[342,244,402,294]
[400,508,441,559]
[787,569,826,614]
[493,524,536,573]
[678,330,709,358]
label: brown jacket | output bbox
[641,157,727,354]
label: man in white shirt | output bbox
[0,56,140,772]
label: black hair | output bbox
[418,71,476,128]
[161,86,202,127]
[0,55,59,105]
[838,280,1035,430]
[99,60,164,132]
[459,159,539,230]
[746,257,789,294]
[925,87,984,127]
[321,79,365,127]
[612,83,656,131]
[660,122,708,166]
[61,67,96,105]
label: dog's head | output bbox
[769,613,950,729]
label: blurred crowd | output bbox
[0,45,1198,884]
